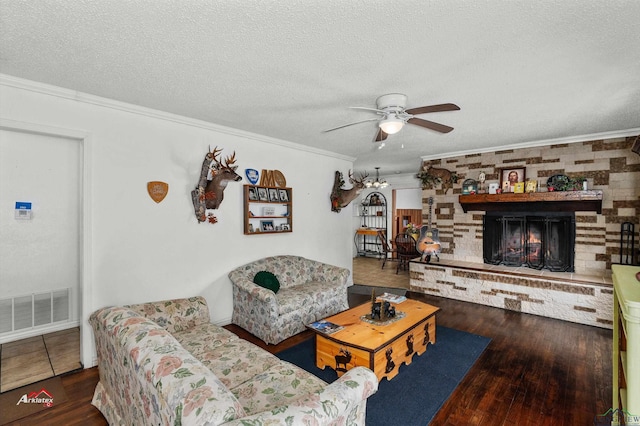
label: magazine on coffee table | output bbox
[308,320,344,334]
[377,292,407,303]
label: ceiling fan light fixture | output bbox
[379,116,404,135]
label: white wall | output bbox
[395,188,422,209]
[0,76,354,366]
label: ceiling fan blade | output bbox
[374,128,388,142]
[407,117,454,133]
[405,103,460,115]
[322,117,379,133]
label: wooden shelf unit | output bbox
[243,185,292,235]
[458,190,603,213]
[612,265,640,417]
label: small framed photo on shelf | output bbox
[257,187,268,201]
[260,220,275,231]
[525,180,538,193]
[248,186,258,200]
[278,189,289,202]
[513,182,525,193]
[262,206,276,216]
[281,223,290,231]
[500,167,526,193]
[268,188,279,202]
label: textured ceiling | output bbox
[1,1,639,176]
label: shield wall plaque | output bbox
[147,181,169,203]
[245,168,259,185]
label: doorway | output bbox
[391,188,423,241]
[0,120,89,378]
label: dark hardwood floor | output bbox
[9,290,612,425]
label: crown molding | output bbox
[0,73,355,162]
[421,128,640,162]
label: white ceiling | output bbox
[1,1,639,176]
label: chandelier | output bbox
[365,167,389,188]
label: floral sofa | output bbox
[228,255,351,344]
[89,296,378,425]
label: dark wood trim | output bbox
[459,190,603,213]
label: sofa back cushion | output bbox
[126,296,210,334]
[230,255,348,290]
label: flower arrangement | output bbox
[406,223,421,234]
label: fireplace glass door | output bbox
[483,213,575,272]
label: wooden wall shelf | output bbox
[458,190,603,213]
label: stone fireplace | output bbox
[483,212,576,272]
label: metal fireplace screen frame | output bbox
[483,212,576,272]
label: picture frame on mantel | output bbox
[500,167,526,193]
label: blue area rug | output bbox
[277,326,490,426]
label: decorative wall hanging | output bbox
[147,181,169,203]
[245,169,259,185]
[330,170,368,213]
[258,169,287,187]
[191,146,242,224]
[416,165,458,193]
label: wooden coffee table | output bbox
[309,299,440,381]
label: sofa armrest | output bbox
[229,275,279,320]
[221,367,378,425]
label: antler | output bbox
[208,146,223,165]
[349,170,369,184]
[222,151,238,170]
[208,146,238,171]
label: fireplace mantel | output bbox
[459,190,603,213]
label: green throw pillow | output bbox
[253,271,280,293]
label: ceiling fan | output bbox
[323,93,460,142]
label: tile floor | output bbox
[0,327,82,392]
[351,255,410,289]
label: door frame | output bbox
[0,118,93,367]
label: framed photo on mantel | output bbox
[500,167,526,193]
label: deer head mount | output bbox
[191,146,242,223]
[330,170,369,213]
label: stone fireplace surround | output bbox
[409,136,639,329]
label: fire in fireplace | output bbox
[483,212,576,272]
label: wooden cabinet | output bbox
[612,265,640,417]
[243,185,292,235]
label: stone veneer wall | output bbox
[420,136,640,276]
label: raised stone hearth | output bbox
[410,260,613,329]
